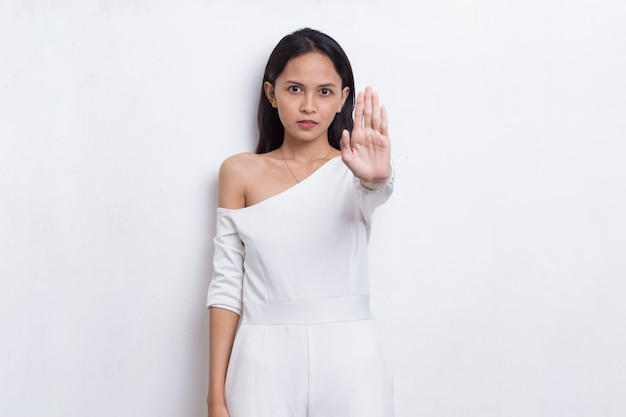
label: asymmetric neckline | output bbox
[217,156,343,213]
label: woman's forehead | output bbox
[277,52,341,85]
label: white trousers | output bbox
[224,296,395,417]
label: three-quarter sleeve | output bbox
[206,209,244,316]
[353,164,395,227]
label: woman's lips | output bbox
[297,120,317,129]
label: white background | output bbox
[1,0,625,416]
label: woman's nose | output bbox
[300,94,316,113]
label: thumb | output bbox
[340,129,351,152]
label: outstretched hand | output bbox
[340,86,391,189]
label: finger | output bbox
[371,91,381,131]
[353,91,364,131]
[363,86,373,128]
[380,105,389,137]
[340,129,352,153]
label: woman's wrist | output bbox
[207,387,226,406]
[360,161,393,190]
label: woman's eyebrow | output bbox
[284,80,338,88]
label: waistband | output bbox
[240,295,374,325]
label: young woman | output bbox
[207,28,395,417]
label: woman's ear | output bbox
[338,86,350,113]
[264,81,277,108]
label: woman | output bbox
[207,28,394,417]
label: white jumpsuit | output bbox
[207,156,394,417]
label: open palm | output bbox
[340,86,391,188]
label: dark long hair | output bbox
[256,28,356,154]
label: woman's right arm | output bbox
[207,156,248,416]
[208,307,239,416]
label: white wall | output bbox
[1,1,625,416]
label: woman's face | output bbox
[264,52,350,145]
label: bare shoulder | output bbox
[220,153,254,177]
[220,152,279,176]
[218,153,269,209]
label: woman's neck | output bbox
[279,137,335,163]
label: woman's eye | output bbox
[320,88,330,95]
[288,86,300,93]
